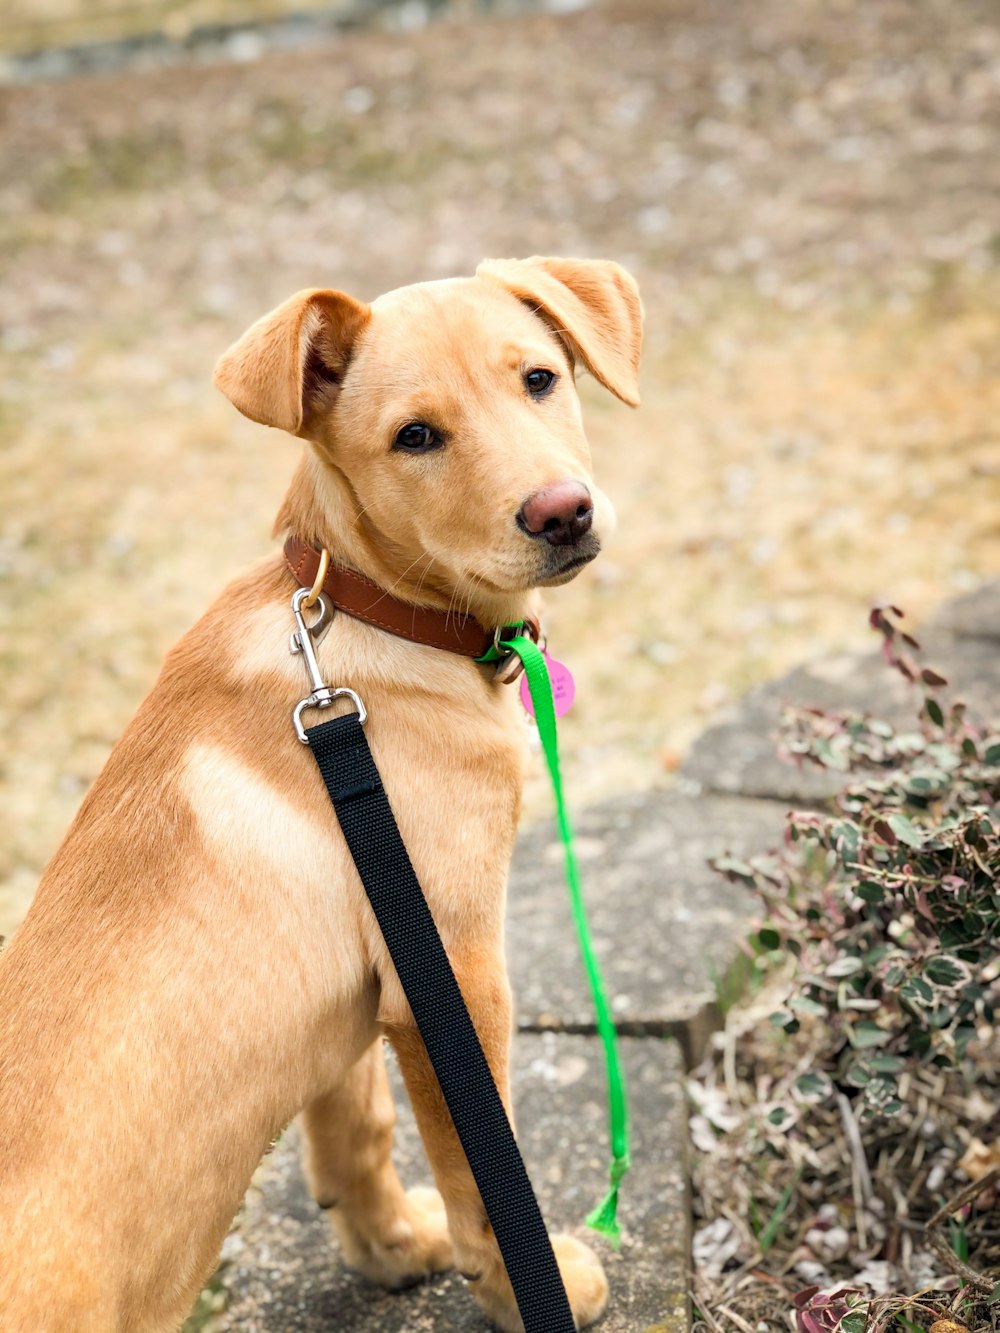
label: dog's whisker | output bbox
[349,500,377,531]
[413,556,437,601]
[385,552,434,598]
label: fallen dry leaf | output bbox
[957,1139,1000,1182]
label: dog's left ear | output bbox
[477,256,643,407]
[213,288,372,437]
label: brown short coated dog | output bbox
[0,256,642,1332]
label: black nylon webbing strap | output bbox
[305,711,577,1333]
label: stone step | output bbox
[682,587,1000,805]
[925,582,1000,641]
[212,1033,688,1333]
[506,791,788,1061]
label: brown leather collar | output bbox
[283,536,538,660]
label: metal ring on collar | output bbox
[491,621,544,684]
[300,546,330,611]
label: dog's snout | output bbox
[517,482,594,547]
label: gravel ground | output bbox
[1,0,999,936]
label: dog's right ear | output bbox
[213,289,371,437]
[477,256,642,407]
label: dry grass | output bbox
[0,0,353,54]
[2,0,999,937]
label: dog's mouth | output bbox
[448,533,601,606]
[535,539,601,587]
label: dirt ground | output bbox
[1,0,999,938]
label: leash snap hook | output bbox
[289,586,334,663]
[293,687,367,743]
[289,587,367,742]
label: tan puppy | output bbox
[0,257,642,1332]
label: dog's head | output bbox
[214,257,642,619]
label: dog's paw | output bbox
[335,1185,454,1290]
[471,1232,609,1332]
[551,1233,609,1329]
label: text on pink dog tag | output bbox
[520,652,576,718]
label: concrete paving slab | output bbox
[682,633,1000,804]
[920,632,1000,723]
[924,581,1000,641]
[213,1033,688,1333]
[506,792,787,1057]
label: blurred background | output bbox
[1,0,998,940]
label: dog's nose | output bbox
[518,482,594,547]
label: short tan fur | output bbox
[0,257,642,1332]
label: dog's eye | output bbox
[393,422,442,453]
[524,369,557,399]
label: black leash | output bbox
[304,709,577,1333]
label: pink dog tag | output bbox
[520,652,576,718]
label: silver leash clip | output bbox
[289,587,367,742]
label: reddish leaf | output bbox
[872,819,897,846]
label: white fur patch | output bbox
[224,605,302,686]
[179,743,367,1000]
[180,743,323,875]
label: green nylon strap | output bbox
[498,634,630,1243]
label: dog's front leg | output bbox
[388,958,609,1333]
[301,1035,453,1288]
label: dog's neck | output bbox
[274,448,540,629]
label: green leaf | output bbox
[924,957,968,987]
[909,1025,932,1056]
[767,1106,793,1128]
[814,739,849,771]
[857,880,885,904]
[984,742,1000,766]
[841,1312,867,1333]
[901,977,934,1005]
[926,741,960,770]
[789,996,826,1016]
[757,1168,801,1252]
[984,1281,1000,1305]
[850,1020,891,1048]
[827,955,864,978]
[887,813,922,848]
[795,1072,832,1100]
[939,923,969,949]
[925,697,944,727]
[833,820,860,860]
[869,1054,905,1073]
[954,1025,977,1056]
[758,927,781,951]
